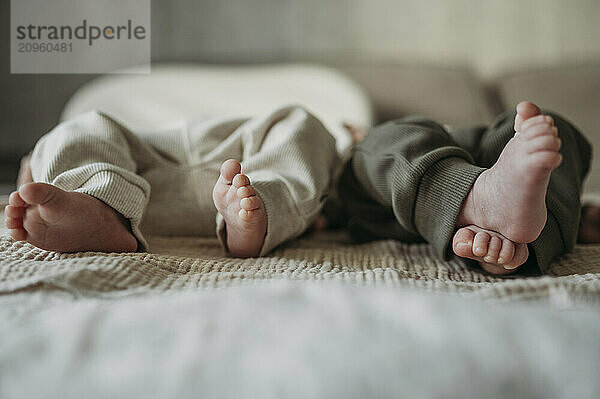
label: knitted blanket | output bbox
[1,201,599,305]
[2,198,600,398]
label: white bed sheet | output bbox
[1,282,599,399]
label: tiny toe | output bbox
[521,115,552,134]
[232,173,250,188]
[522,122,555,140]
[516,101,542,120]
[5,205,26,218]
[529,151,562,170]
[520,115,546,130]
[497,238,515,265]
[9,191,27,207]
[19,182,58,205]
[5,216,23,229]
[220,159,242,183]
[452,227,476,257]
[483,235,502,263]
[503,244,529,270]
[237,185,256,199]
[526,135,561,153]
[240,196,262,211]
[472,231,490,257]
[10,227,27,241]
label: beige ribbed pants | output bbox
[29,106,338,255]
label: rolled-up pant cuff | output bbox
[414,157,486,260]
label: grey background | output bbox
[2,0,600,185]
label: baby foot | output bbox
[5,182,137,252]
[514,100,542,133]
[212,159,267,257]
[453,225,529,274]
[458,101,562,243]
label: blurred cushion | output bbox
[62,63,375,156]
[338,63,497,126]
[497,64,600,197]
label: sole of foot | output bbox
[5,182,137,252]
[212,159,267,258]
[453,225,529,275]
[458,101,562,244]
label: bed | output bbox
[1,63,599,398]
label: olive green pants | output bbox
[337,110,591,273]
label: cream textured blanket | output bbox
[1,201,599,305]
[2,199,600,399]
